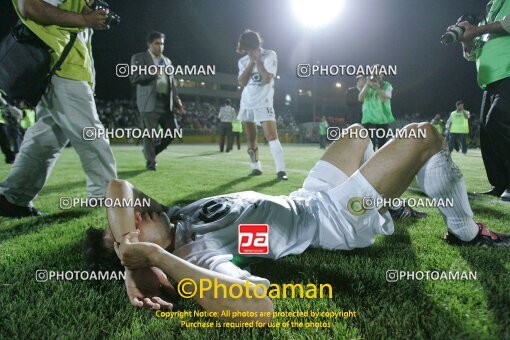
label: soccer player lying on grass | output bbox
[84,123,510,316]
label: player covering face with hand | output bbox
[85,122,510,316]
[236,29,288,180]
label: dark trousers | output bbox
[219,122,233,152]
[363,123,390,150]
[346,106,362,125]
[448,133,467,154]
[232,132,241,150]
[480,77,510,190]
[141,111,177,167]
[8,124,22,154]
[319,134,327,149]
[0,123,14,162]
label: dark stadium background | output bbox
[0,0,487,121]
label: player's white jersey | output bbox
[169,191,318,271]
[238,49,277,109]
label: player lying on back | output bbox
[84,122,510,320]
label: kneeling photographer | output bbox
[0,0,120,217]
[443,1,510,201]
[358,69,395,150]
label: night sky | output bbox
[0,0,488,120]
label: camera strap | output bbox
[48,33,77,77]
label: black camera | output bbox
[95,0,121,29]
[441,13,481,45]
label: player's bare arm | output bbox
[358,80,370,102]
[106,180,138,242]
[117,232,274,324]
[238,59,255,87]
[107,180,177,310]
[374,82,388,103]
[251,50,273,85]
[106,179,169,245]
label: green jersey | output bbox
[232,119,243,133]
[432,119,445,135]
[449,110,470,134]
[361,81,395,125]
[473,0,510,88]
[319,121,329,136]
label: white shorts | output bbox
[238,107,276,124]
[291,160,394,251]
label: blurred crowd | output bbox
[1,95,483,165]
[94,98,482,148]
[96,99,139,129]
[95,99,301,135]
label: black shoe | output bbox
[5,154,14,164]
[444,222,510,248]
[250,169,262,176]
[473,187,504,197]
[0,194,46,218]
[277,171,288,181]
[500,189,510,202]
[389,206,427,220]
[146,161,157,171]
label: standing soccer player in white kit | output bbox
[236,30,288,180]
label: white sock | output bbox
[252,160,261,171]
[415,148,478,241]
[268,139,286,172]
[362,140,375,165]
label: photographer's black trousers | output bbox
[363,123,389,150]
[480,77,510,190]
[0,123,14,163]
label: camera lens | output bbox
[106,12,121,28]
[441,26,464,45]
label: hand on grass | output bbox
[124,267,175,309]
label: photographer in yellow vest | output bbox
[0,0,117,217]
[447,101,470,155]
[19,101,36,133]
[231,117,243,151]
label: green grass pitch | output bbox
[0,144,509,339]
